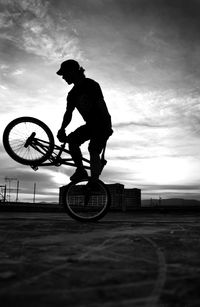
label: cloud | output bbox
[113,120,168,129]
[0,0,82,62]
[0,160,69,202]
[12,69,25,76]
[0,84,8,90]
[1,0,200,201]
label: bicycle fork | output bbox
[53,142,67,165]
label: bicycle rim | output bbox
[64,179,111,222]
[3,117,54,165]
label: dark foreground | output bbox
[0,210,200,307]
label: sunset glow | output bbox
[1,0,200,202]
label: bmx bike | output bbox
[3,117,111,222]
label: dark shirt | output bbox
[67,77,112,133]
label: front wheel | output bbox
[63,178,111,222]
[3,117,54,165]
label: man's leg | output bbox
[90,151,102,180]
[89,128,113,180]
[68,143,84,169]
[89,134,108,180]
[67,126,90,180]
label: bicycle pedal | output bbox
[31,165,38,171]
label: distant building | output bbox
[108,183,124,210]
[59,183,141,211]
[124,188,141,210]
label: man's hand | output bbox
[57,129,67,143]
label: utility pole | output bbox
[33,182,36,203]
[4,185,6,202]
[16,180,19,202]
[0,185,6,202]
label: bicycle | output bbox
[3,116,111,222]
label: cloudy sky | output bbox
[1,0,200,202]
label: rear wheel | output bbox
[3,117,54,165]
[63,178,111,222]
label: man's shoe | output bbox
[70,168,88,182]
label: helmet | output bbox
[56,59,80,75]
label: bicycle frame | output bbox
[30,138,90,171]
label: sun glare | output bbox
[52,171,68,185]
[141,157,191,185]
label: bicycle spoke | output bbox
[3,117,54,165]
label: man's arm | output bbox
[60,108,73,130]
[57,104,74,142]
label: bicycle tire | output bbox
[63,178,111,222]
[3,117,54,165]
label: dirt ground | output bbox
[0,210,200,306]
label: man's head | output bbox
[57,59,84,84]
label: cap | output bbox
[56,59,80,75]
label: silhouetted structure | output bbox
[59,183,141,211]
[124,187,141,210]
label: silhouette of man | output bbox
[57,59,113,181]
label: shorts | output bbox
[67,124,113,154]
